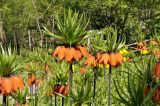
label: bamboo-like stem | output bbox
[3,96,6,106]
[107,65,112,106]
[69,63,73,106]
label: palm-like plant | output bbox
[44,8,89,47]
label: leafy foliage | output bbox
[0,45,23,76]
[114,56,158,106]
[44,9,90,46]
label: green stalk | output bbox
[108,65,112,106]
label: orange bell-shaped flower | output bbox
[11,75,24,92]
[76,46,89,57]
[85,56,97,67]
[1,77,13,95]
[80,67,87,74]
[109,53,118,67]
[27,74,36,86]
[98,53,110,65]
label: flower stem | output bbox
[30,84,33,94]
[50,96,52,106]
[55,95,57,106]
[93,68,97,100]
[3,96,6,106]
[62,97,64,106]
[69,63,73,106]
[104,67,106,82]
[108,65,112,106]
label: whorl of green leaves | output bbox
[0,45,23,76]
[11,89,28,104]
[92,27,125,53]
[44,9,90,46]
[70,80,93,105]
[105,27,125,52]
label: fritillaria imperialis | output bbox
[0,45,24,105]
[44,9,90,106]
[44,8,90,63]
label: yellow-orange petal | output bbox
[103,53,110,65]
[96,52,101,61]
[75,49,82,60]
[11,75,24,91]
[80,68,87,74]
[70,48,76,61]
[2,77,13,95]
[76,46,89,57]
[109,53,117,67]
[85,56,97,67]
[53,46,61,57]
[65,48,74,62]
[58,46,66,60]
[98,53,110,65]
[116,53,123,66]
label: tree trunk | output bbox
[28,30,32,50]
[0,11,6,46]
[14,31,20,54]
